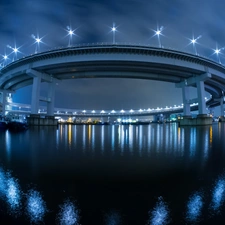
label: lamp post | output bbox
[214,48,221,64]
[155,29,162,48]
[67,26,75,47]
[111,24,116,44]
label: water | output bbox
[0,122,225,224]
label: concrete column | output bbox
[47,79,56,116]
[31,76,41,114]
[182,86,191,116]
[196,80,207,115]
[1,91,7,116]
[220,96,224,117]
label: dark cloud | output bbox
[0,0,224,113]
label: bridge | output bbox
[0,43,225,124]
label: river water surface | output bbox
[0,122,225,224]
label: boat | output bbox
[7,119,28,131]
[0,117,8,130]
[0,121,8,130]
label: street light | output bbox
[214,47,222,64]
[12,46,19,60]
[66,26,75,47]
[7,44,21,61]
[111,23,117,44]
[31,34,43,53]
[153,26,164,48]
[189,35,201,55]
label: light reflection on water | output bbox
[104,210,122,225]
[210,177,225,212]
[26,189,47,223]
[148,196,169,225]
[0,123,225,224]
[57,200,80,225]
[53,124,212,161]
[6,176,21,214]
[186,192,203,223]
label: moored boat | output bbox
[7,119,28,131]
[0,121,8,130]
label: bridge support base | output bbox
[179,114,212,126]
[219,116,225,122]
[27,114,58,126]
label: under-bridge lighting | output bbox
[111,110,116,113]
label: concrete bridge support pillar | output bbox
[0,91,7,116]
[176,72,212,126]
[220,96,224,117]
[47,80,56,116]
[182,86,191,116]
[31,76,41,114]
[197,80,207,115]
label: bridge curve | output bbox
[0,43,225,117]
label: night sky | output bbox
[1,0,225,113]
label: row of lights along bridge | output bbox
[0,24,224,67]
